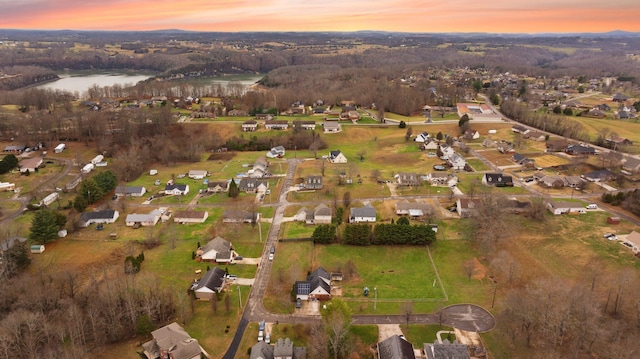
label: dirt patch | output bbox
[469,258,487,280]
[207,152,236,161]
[378,324,404,342]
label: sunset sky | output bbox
[1,0,639,33]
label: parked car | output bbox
[586,204,598,209]
[96,224,104,231]
[268,253,274,261]
[296,298,302,308]
[234,255,243,260]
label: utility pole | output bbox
[258,221,262,242]
[238,286,242,309]
[374,287,378,311]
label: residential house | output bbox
[0,182,15,192]
[264,120,289,130]
[3,145,27,154]
[439,144,455,158]
[294,267,331,301]
[613,93,629,102]
[19,157,43,173]
[512,153,536,167]
[239,178,269,193]
[267,146,286,158]
[420,138,439,151]
[198,237,235,263]
[538,175,566,188]
[482,173,513,187]
[447,153,466,170]
[463,129,480,140]
[414,132,431,143]
[250,341,274,359]
[566,144,596,156]
[274,338,306,359]
[547,201,586,215]
[623,231,640,254]
[545,138,568,152]
[323,121,341,133]
[481,138,496,148]
[193,267,226,299]
[456,198,482,218]
[511,125,529,134]
[242,120,258,132]
[115,185,146,197]
[125,209,163,227]
[623,157,640,173]
[426,172,457,187]
[524,131,546,141]
[377,335,415,359]
[312,107,327,115]
[289,101,306,115]
[295,204,332,225]
[349,205,376,223]
[297,120,316,130]
[304,175,323,190]
[582,170,615,182]
[256,114,274,121]
[497,143,515,154]
[174,210,209,224]
[207,180,230,193]
[424,339,470,359]
[395,200,433,218]
[222,210,260,224]
[141,322,203,359]
[606,136,633,149]
[586,108,606,118]
[164,183,189,195]
[328,150,348,164]
[394,172,419,187]
[80,210,119,227]
[188,170,208,180]
[250,157,270,178]
[227,109,248,116]
[564,176,585,188]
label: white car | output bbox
[268,253,274,261]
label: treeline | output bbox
[500,99,590,141]
[224,130,327,153]
[342,223,436,246]
[0,269,177,358]
[602,189,640,216]
[0,154,18,175]
[0,66,59,91]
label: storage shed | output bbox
[607,216,621,224]
[30,245,45,254]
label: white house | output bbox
[164,183,189,195]
[115,186,147,197]
[81,163,95,174]
[173,210,209,224]
[188,170,208,180]
[126,210,163,227]
[329,150,348,164]
[90,154,104,164]
[447,153,466,170]
[349,205,376,223]
[267,145,286,158]
[547,201,586,215]
[39,192,59,207]
[80,210,120,227]
[19,157,43,173]
[54,143,66,153]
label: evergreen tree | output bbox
[29,209,60,244]
[228,179,239,198]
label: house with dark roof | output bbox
[164,183,189,195]
[193,267,226,300]
[328,150,347,163]
[294,267,331,301]
[115,185,147,197]
[424,339,470,359]
[304,175,323,190]
[239,178,269,193]
[524,131,546,142]
[349,205,376,223]
[613,93,629,102]
[511,124,528,134]
[377,335,415,359]
[174,210,208,224]
[566,144,595,156]
[3,145,27,153]
[511,153,535,167]
[198,237,234,263]
[207,180,230,193]
[242,120,258,132]
[250,341,274,359]
[582,169,615,182]
[481,173,513,187]
[274,338,306,359]
[141,322,203,359]
[264,120,289,130]
[80,210,119,227]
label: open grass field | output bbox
[530,153,569,168]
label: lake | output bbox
[35,71,152,94]
[35,71,263,96]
